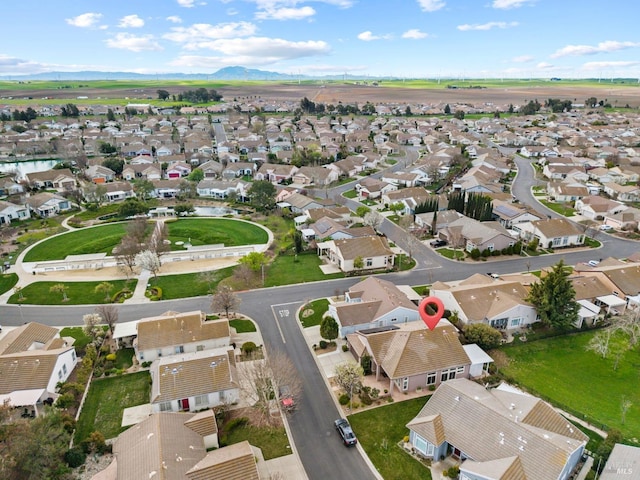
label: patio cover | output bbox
[0,388,45,407]
[596,295,626,308]
[113,320,139,340]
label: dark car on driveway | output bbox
[334,418,357,446]
[430,239,447,248]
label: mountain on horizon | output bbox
[0,66,358,82]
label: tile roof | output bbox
[333,235,393,261]
[136,311,229,352]
[597,263,640,295]
[184,410,218,437]
[0,322,61,355]
[530,218,583,238]
[186,441,259,480]
[407,379,587,480]
[0,348,72,394]
[113,412,206,480]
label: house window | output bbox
[456,366,465,374]
[71,351,76,361]
[402,377,409,391]
[510,318,521,327]
[159,401,172,412]
[194,394,208,406]
[366,258,373,267]
[487,244,494,252]
[58,370,63,380]
[139,353,144,360]
[553,237,562,247]
[426,372,436,385]
[62,364,67,375]
[157,349,162,357]
[441,369,456,382]
[196,345,204,352]
[391,317,397,322]
[175,345,184,354]
[414,436,428,455]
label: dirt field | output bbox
[3,83,640,108]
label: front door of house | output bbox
[180,398,190,411]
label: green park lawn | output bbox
[349,397,432,480]
[264,253,343,287]
[0,273,19,295]
[148,266,235,300]
[229,319,256,333]
[8,279,136,305]
[299,298,330,328]
[498,331,640,441]
[59,327,105,351]
[540,200,575,217]
[23,218,268,262]
[74,371,151,443]
[220,422,290,460]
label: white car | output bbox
[599,225,613,231]
[587,260,600,267]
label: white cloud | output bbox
[164,21,257,47]
[118,15,145,28]
[492,0,533,9]
[417,0,445,12]
[536,62,554,69]
[65,12,103,28]
[512,55,533,63]
[582,60,640,70]
[457,21,518,31]
[255,6,315,20]
[250,0,352,8]
[170,36,330,68]
[551,41,640,58]
[402,29,428,39]
[105,33,163,52]
[357,31,391,41]
[166,15,182,23]
[177,0,195,7]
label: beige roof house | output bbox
[346,321,472,394]
[135,311,230,363]
[186,440,260,480]
[319,235,395,273]
[0,322,63,355]
[407,379,588,480]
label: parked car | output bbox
[599,225,613,231]
[278,385,295,412]
[486,272,500,279]
[334,418,357,446]
[430,239,447,248]
[587,260,600,267]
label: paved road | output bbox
[2,146,639,480]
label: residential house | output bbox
[576,262,640,309]
[604,206,640,230]
[381,187,431,215]
[198,159,224,178]
[25,168,75,191]
[26,192,72,217]
[150,347,239,413]
[134,310,230,363]
[255,163,298,184]
[185,440,261,480]
[406,379,588,480]
[304,216,375,242]
[196,179,248,200]
[547,181,589,203]
[318,235,395,274]
[328,277,420,336]
[122,163,162,181]
[104,181,135,203]
[0,200,30,225]
[291,166,338,187]
[0,322,77,416]
[600,444,640,480]
[85,165,116,184]
[491,200,542,229]
[441,216,516,253]
[574,196,626,220]
[414,209,462,234]
[431,273,537,331]
[0,178,25,196]
[151,179,181,199]
[603,182,640,202]
[166,161,192,179]
[381,171,422,188]
[346,321,474,394]
[514,218,585,249]
[355,177,397,199]
[277,192,333,214]
[325,156,367,178]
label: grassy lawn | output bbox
[584,237,601,248]
[60,327,98,350]
[8,279,136,305]
[229,319,256,333]
[342,189,358,199]
[540,200,575,217]
[221,423,290,460]
[498,331,640,440]
[395,254,417,271]
[149,266,235,300]
[0,273,18,295]
[412,285,430,296]
[299,298,330,328]
[115,348,135,370]
[264,253,343,287]
[23,223,128,262]
[75,371,151,443]
[349,397,432,480]
[436,247,465,260]
[165,218,268,247]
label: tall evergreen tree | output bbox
[526,260,579,330]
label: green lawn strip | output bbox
[299,298,330,328]
[584,238,601,248]
[59,327,94,350]
[0,273,18,295]
[221,424,290,460]
[166,218,268,247]
[349,397,432,480]
[8,279,136,305]
[412,285,430,296]
[229,319,256,333]
[395,255,417,271]
[436,248,465,260]
[72,204,124,223]
[115,348,135,370]
[23,223,128,261]
[498,331,640,439]
[264,253,343,287]
[149,266,235,300]
[74,371,151,443]
[342,189,358,198]
[540,200,575,217]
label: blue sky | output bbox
[1,0,639,78]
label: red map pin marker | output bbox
[419,296,445,331]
